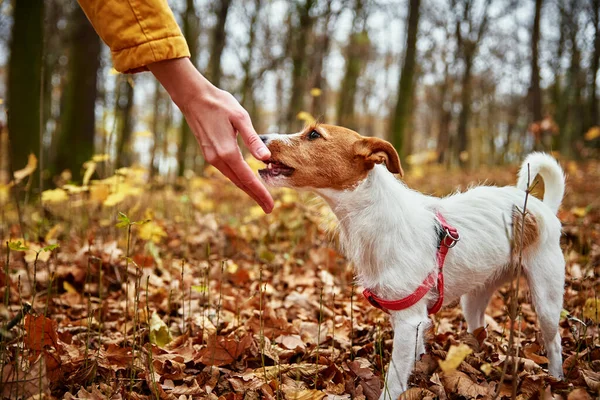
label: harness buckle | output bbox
[443,228,460,248]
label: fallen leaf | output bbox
[149,311,172,347]
[440,370,489,398]
[438,343,473,372]
[583,298,600,322]
[24,314,60,351]
[398,388,437,400]
[197,334,253,367]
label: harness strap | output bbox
[362,211,459,315]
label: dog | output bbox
[258,124,565,398]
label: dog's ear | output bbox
[354,137,403,177]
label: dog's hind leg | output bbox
[523,246,565,378]
[461,272,510,333]
[461,287,493,333]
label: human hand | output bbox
[149,58,274,213]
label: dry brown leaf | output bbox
[276,334,306,351]
[398,387,437,400]
[581,369,600,393]
[24,313,60,351]
[282,389,326,400]
[440,370,489,398]
[523,343,549,365]
[99,344,132,371]
[568,388,594,400]
[1,354,49,398]
[197,334,253,367]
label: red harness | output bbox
[363,212,460,315]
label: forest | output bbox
[0,0,599,398]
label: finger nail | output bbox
[257,147,270,159]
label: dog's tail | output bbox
[517,152,565,214]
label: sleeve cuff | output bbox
[112,35,191,74]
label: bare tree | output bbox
[55,5,100,180]
[7,0,44,177]
[390,0,421,157]
[337,0,370,130]
[453,0,493,168]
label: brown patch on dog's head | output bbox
[512,209,539,255]
[260,124,402,190]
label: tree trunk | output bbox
[310,0,335,119]
[7,0,44,177]
[206,0,231,88]
[590,0,600,128]
[436,61,452,164]
[456,55,473,167]
[178,0,201,176]
[240,0,263,123]
[286,0,316,131]
[149,80,162,178]
[55,6,100,181]
[560,2,583,158]
[336,29,369,130]
[390,0,420,157]
[115,78,135,168]
[529,0,543,124]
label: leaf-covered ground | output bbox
[0,158,599,399]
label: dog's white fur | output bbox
[261,132,565,398]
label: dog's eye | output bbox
[307,130,321,140]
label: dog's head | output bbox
[258,124,403,190]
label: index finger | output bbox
[213,155,274,213]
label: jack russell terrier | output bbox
[258,124,565,398]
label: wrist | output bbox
[148,58,214,109]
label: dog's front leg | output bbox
[380,309,429,400]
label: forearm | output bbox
[148,58,213,109]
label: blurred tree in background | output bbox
[0,0,598,195]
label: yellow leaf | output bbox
[584,126,600,141]
[63,281,78,294]
[134,130,153,138]
[480,363,492,376]
[0,99,3,105]
[149,311,172,347]
[571,207,588,218]
[41,189,68,204]
[90,184,110,203]
[438,343,473,372]
[103,191,127,207]
[297,111,315,124]
[226,260,238,274]
[82,161,96,186]
[310,88,322,97]
[63,184,88,194]
[45,224,63,243]
[583,298,600,323]
[13,154,38,184]
[109,68,120,75]
[138,221,167,243]
[92,154,110,162]
[406,150,439,165]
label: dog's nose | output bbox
[259,135,268,144]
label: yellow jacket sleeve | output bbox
[77,0,191,73]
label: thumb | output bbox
[235,114,271,160]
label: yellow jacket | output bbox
[77,0,190,73]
